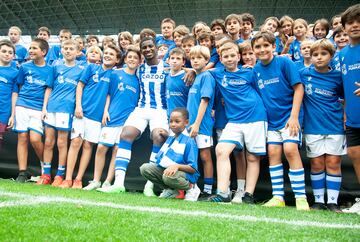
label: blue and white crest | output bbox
[221,76,228,87]
[305,83,313,95]
[258,79,264,89]
[342,64,347,75]
[118,82,124,91]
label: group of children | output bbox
[0,4,359,214]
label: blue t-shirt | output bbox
[214,87,227,129]
[210,68,267,124]
[331,51,341,71]
[275,36,284,55]
[137,60,168,109]
[340,44,360,128]
[47,45,62,65]
[209,48,219,66]
[187,71,215,136]
[289,39,303,62]
[235,39,244,44]
[106,69,140,127]
[16,61,52,111]
[162,44,176,62]
[0,66,19,124]
[14,44,28,65]
[80,64,113,122]
[253,56,302,130]
[46,64,85,114]
[166,70,190,117]
[155,36,175,47]
[301,67,344,135]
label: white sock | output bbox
[145,180,154,189]
[114,170,126,187]
[237,179,245,192]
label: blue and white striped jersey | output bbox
[137,60,169,109]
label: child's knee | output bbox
[70,138,82,149]
[30,134,42,145]
[44,138,55,149]
[311,159,325,172]
[200,148,211,161]
[140,163,152,176]
[283,145,300,159]
[57,137,68,149]
[82,141,93,150]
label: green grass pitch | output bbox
[0,179,359,241]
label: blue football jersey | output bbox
[166,70,190,117]
[0,66,19,124]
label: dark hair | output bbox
[104,44,121,61]
[251,31,276,47]
[32,38,49,55]
[210,19,226,33]
[313,19,330,38]
[172,107,189,120]
[139,28,156,41]
[87,35,99,43]
[37,26,51,36]
[0,39,16,53]
[181,35,196,45]
[332,26,345,39]
[125,45,141,59]
[341,4,360,27]
[140,37,156,50]
[241,13,256,27]
[197,31,214,43]
[169,47,186,60]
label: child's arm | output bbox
[204,62,215,70]
[189,98,209,138]
[163,164,195,177]
[7,92,18,128]
[41,87,52,120]
[101,95,111,125]
[181,67,196,86]
[75,82,85,118]
[285,83,304,136]
[355,82,360,97]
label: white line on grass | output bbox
[0,190,359,230]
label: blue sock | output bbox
[115,140,133,173]
[310,171,325,203]
[149,145,161,164]
[269,164,284,199]
[289,168,306,199]
[203,177,213,194]
[43,162,51,176]
[56,165,65,177]
[326,173,341,205]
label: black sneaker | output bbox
[197,192,213,201]
[242,192,255,204]
[16,171,29,183]
[327,203,342,213]
[311,202,327,211]
[206,194,231,203]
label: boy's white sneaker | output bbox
[159,189,178,198]
[342,198,360,215]
[101,181,111,188]
[97,184,126,193]
[83,180,101,191]
[231,190,244,204]
[185,184,200,202]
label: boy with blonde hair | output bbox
[8,26,27,66]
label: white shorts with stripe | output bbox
[98,126,123,147]
[43,112,73,131]
[71,117,101,143]
[13,106,43,135]
[305,134,347,158]
[267,126,302,145]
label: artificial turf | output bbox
[0,179,359,241]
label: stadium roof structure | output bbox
[0,0,358,36]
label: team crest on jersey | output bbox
[258,79,264,89]
[26,71,33,84]
[342,64,347,75]
[221,76,228,87]
[305,84,313,95]
[294,52,300,60]
[93,71,99,82]
[166,90,170,99]
[118,82,124,91]
[58,72,64,83]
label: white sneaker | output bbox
[101,181,111,188]
[97,184,125,193]
[342,198,360,214]
[185,184,200,202]
[83,180,101,191]
[231,190,244,204]
[159,189,178,198]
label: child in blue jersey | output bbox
[331,27,349,71]
[278,16,294,55]
[60,44,120,189]
[198,31,219,69]
[187,45,215,200]
[37,39,84,186]
[13,38,51,183]
[294,40,313,70]
[210,19,226,38]
[163,25,190,62]
[207,42,267,203]
[83,47,141,191]
[225,14,243,44]
[140,108,199,200]
[156,18,176,47]
[251,31,310,210]
[102,37,170,196]
[289,19,308,61]
[85,46,102,65]
[301,39,345,212]
[239,41,257,67]
[165,48,190,117]
[240,13,255,41]
[47,29,72,65]
[8,26,28,67]
[37,26,51,41]
[0,40,18,151]
[74,36,87,62]
[181,35,196,68]
[339,4,360,214]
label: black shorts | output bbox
[346,126,360,147]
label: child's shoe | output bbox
[296,198,310,211]
[36,174,51,185]
[242,192,255,204]
[143,186,156,197]
[83,180,101,191]
[59,180,73,188]
[72,179,82,189]
[97,184,125,193]
[159,189,178,198]
[231,190,244,204]
[51,176,64,187]
[101,181,111,188]
[184,184,200,202]
[263,196,285,207]
[175,190,185,199]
